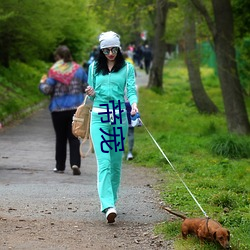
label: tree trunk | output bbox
[212,0,250,134]
[184,4,218,114]
[147,0,169,89]
[191,0,250,134]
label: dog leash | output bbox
[139,118,209,218]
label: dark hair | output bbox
[95,48,126,75]
[54,45,73,63]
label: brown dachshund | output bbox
[162,207,231,249]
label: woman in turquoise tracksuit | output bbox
[86,31,138,223]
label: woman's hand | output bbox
[40,74,47,83]
[85,86,96,97]
[131,103,138,116]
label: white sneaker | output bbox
[53,168,64,173]
[127,152,133,160]
[105,207,117,223]
[72,165,81,175]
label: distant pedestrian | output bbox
[39,45,88,175]
[123,52,137,160]
[143,44,152,74]
[87,46,99,69]
[134,45,144,69]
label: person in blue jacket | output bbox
[85,31,138,223]
[39,45,88,175]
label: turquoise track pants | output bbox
[90,110,128,212]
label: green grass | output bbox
[0,60,50,123]
[130,59,250,250]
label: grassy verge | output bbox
[131,59,250,250]
[0,60,50,125]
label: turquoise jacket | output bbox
[87,62,138,110]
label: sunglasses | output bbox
[102,47,119,55]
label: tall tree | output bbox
[91,0,155,47]
[0,0,97,66]
[148,0,176,89]
[184,1,218,114]
[191,0,250,134]
[232,0,250,96]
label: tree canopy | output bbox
[0,0,249,134]
[0,0,99,66]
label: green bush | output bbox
[210,135,250,159]
[210,191,237,209]
[0,60,49,122]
